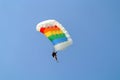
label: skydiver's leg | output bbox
[55,55,59,62]
[55,56,57,61]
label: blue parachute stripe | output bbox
[52,37,68,45]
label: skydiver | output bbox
[52,51,58,62]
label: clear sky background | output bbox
[0,0,120,80]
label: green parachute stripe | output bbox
[48,33,66,41]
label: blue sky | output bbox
[0,0,120,80]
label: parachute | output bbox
[36,19,72,51]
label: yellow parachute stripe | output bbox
[44,31,52,37]
[44,30,64,37]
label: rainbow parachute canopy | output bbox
[36,20,72,51]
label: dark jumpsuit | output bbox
[52,51,58,61]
